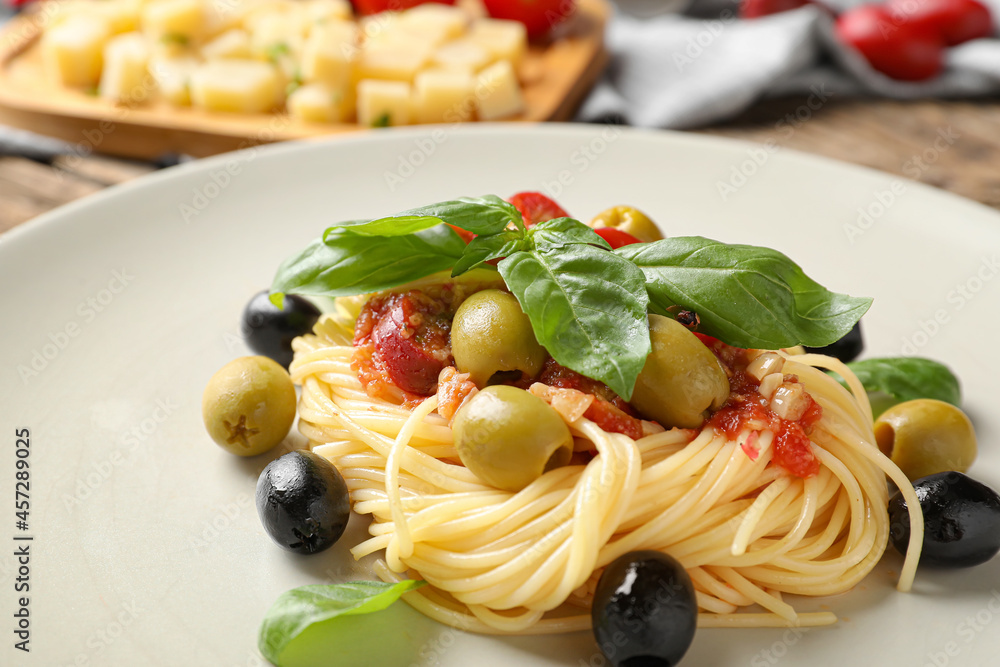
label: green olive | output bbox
[629,315,729,429]
[588,206,664,243]
[451,289,547,387]
[452,385,573,492]
[874,399,977,481]
[202,355,297,456]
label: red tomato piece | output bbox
[368,295,449,395]
[482,0,575,38]
[739,0,811,19]
[593,227,642,250]
[352,0,454,15]
[507,191,569,226]
[836,5,944,81]
[887,0,993,45]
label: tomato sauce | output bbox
[538,359,644,440]
[708,371,822,478]
[353,290,454,403]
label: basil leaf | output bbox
[271,224,465,300]
[841,357,961,416]
[499,244,650,400]
[451,230,523,277]
[617,237,872,349]
[327,215,444,238]
[334,195,522,238]
[258,580,424,665]
[530,217,612,250]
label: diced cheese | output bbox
[302,0,353,34]
[468,18,527,66]
[287,82,351,123]
[412,69,473,124]
[202,28,253,60]
[92,0,145,34]
[357,39,430,82]
[300,21,356,86]
[141,0,206,45]
[356,79,410,127]
[99,32,151,102]
[41,15,112,87]
[475,60,524,121]
[190,59,283,113]
[399,4,469,41]
[431,38,491,73]
[149,54,199,106]
[248,11,306,59]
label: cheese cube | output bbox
[248,11,306,59]
[92,0,145,34]
[432,38,491,73]
[202,29,253,60]
[190,60,283,113]
[149,55,198,106]
[287,82,351,123]
[399,4,469,41]
[142,0,205,45]
[412,69,474,124]
[42,15,112,87]
[475,60,523,121]
[302,0,353,33]
[300,21,356,86]
[357,40,430,82]
[357,79,410,127]
[468,19,527,65]
[202,2,244,38]
[99,33,151,103]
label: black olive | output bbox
[591,550,697,667]
[888,471,1000,568]
[804,320,863,362]
[256,450,350,554]
[241,290,321,368]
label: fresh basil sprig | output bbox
[616,237,872,349]
[271,224,466,305]
[271,195,870,398]
[833,357,961,418]
[258,580,424,666]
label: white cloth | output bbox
[578,0,1000,128]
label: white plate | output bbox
[2,125,1000,667]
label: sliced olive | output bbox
[256,450,350,554]
[592,550,697,667]
[875,399,976,481]
[452,385,572,492]
[804,320,863,362]
[202,355,296,456]
[241,290,321,368]
[630,315,729,429]
[889,471,1000,568]
[588,206,664,243]
[450,289,547,387]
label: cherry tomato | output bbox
[352,0,454,15]
[887,0,993,46]
[739,0,811,19]
[481,0,575,38]
[507,191,569,226]
[593,227,642,249]
[371,296,446,395]
[836,5,944,81]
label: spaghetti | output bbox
[289,295,923,635]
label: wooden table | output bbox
[3,97,1000,234]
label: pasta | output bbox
[288,300,924,635]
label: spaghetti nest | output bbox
[290,314,922,635]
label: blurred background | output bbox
[1,0,999,232]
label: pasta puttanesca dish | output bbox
[287,271,924,636]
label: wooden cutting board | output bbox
[0,0,609,159]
